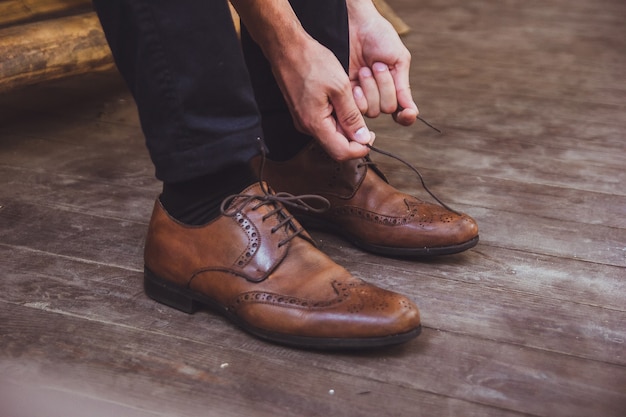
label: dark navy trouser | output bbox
[92,0,349,183]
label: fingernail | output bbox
[373,62,388,72]
[354,127,370,144]
[353,86,363,100]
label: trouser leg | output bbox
[92,0,263,183]
[240,0,350,160]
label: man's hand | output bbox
[232,0,374,161]
[347,0,419,126]
[270,33,376,161]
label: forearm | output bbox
[229,0,312,64]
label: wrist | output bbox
[346,0,380,23]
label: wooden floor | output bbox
[1,0,625,416]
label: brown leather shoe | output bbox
[256,142,479,256]
[143,183,421,349]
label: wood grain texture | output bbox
[0,0,625,416]
[0,13,114,92]
[0,0,89,27]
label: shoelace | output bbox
[220,139,330,247]
[363,116,460,215]
[220,115,457,247]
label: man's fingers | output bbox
[352,85,369,115]
[390,60,419,125]
[331,83,373,146]
[394,87,419,126]
[317,116,371,161]
[357,67,380,117]
[371,62,397,113]
[353,62,417,124]
[393,105,419,126]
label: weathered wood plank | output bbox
[0,165,157,223]
[468,205,625,266]
[1,299,624,417]
[3,223,626,416]
[0,115,622,204]
[326,238,626,313]
[416,93,626,146]
[1,168,623,314]
[2,156,624,310]
[368,124,626,196]
[413,59,626,107]
[403,1,626,105]
[0,200,146,270]
[2,161,625,253]
[1,199,624,365]
[0,13,113,92]
[0,131,154,188]
[373,163,626,229]
[403,0,626,52]
[0,302,530,417]
[390,0,626,165]
[0,379,161,417]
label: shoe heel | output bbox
[144,268,200,314]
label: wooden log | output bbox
[0,0,90,27]
[0,12,113,92]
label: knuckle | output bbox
[366,108,381,118]
[381,101,398,113]
[340,109,362,127]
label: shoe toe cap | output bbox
[233,280,421,340]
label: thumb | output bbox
[331,88,373,145]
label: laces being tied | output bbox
[220,138,330,247]
[365,116,461,215]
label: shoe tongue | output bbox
[241,181,271,197]
[219,182,268,215]
[232,182,293,224]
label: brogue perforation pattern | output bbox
[233,212,259,267]
[230,279,374,311]
[331,204,418,227]
[229,279,416,318]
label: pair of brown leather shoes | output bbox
[144,144,478,349]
